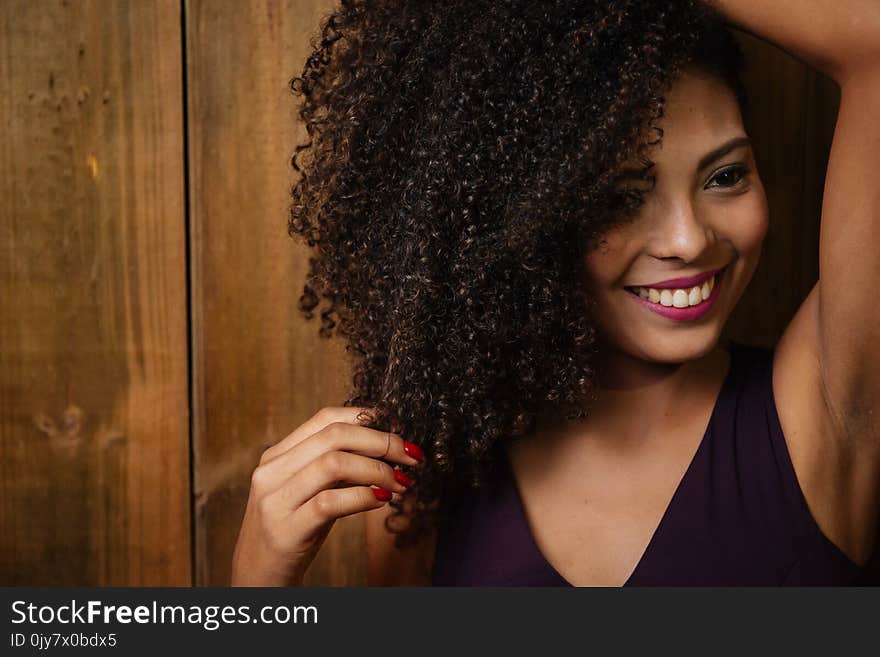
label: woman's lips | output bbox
[632,265,726,290]
[625,265,727,321]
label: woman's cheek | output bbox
[740,185,769,252]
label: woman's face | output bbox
[583,69,768,365]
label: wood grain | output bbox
[0,0,190,585]
[185,0,363,586]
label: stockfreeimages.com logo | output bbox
[10,599,318,632]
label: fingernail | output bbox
[403,440,425,463]
[393,469,412,487]
[372,487,392,501]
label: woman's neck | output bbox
[533,337,731,451]
[597,337,730,442]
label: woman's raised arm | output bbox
[707,0,880,82]
[711,0,880,445]
[700,1,880,563]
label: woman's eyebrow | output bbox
[614,135,752,182]
[696,135,752,172]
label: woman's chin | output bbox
[601,326,724,365]
[650,333,722,363]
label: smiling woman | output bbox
[583,70,768,366]
[230,0,880,587]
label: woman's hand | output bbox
[230,406,425,586]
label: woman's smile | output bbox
[624,264,728,321]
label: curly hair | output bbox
[287,0,747,547]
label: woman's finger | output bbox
[253,421,423,496]
[260,406,379,464]
[265,450,408,514]
[288,485,392,541]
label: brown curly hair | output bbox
[286,0,747,547]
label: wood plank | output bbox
[186,0,363,586]
[0,0,190,584]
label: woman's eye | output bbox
[705,165,749,189]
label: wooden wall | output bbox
[184,0,359,587]
[0,0,190,586]
[0,2,839,586]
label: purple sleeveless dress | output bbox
[431,341,879,586]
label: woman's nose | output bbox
[648,198,714,263]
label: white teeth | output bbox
[633,273,717,308]
[672,290,689,307]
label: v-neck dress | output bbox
[430,341,879,586]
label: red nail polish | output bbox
[403,440,425,462]
[372,487,392,501]
[393,469,412,487]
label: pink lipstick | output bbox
[635,266,724,290]
[625,265,727,321]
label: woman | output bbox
[231,0,880,586]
